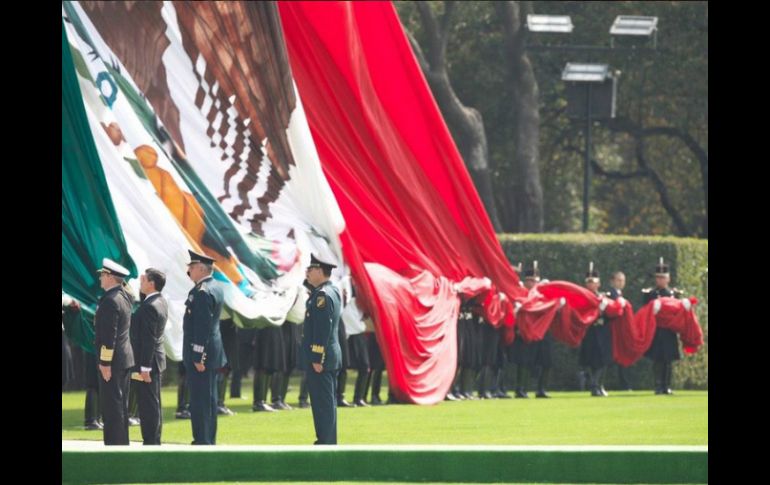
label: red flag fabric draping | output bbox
[612,297,702,367]
[278,1,527,404]
[531,281,601,346]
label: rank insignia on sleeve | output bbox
[316,295,326,309]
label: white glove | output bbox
[682,299,692,311]
[559,297,567,309]
[653,300,662,315]
[598,298,609,312]
[618,297,626,309]
[514,301,522,315]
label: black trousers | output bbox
[137,370,162,445]
[307,368,338,445]
[99,367,130,445]
[187,365,218,445]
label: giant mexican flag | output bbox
[62,1,527,404]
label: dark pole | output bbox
[583,83,592,232]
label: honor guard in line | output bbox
[643,257,684,395]
[579,262,613,397]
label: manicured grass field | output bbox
[83,482,688,485]
[62,373,707,445]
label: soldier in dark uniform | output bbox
[252,324,281,412]
[63,294,102,430]
[448,300,471,400]
[184,250,226,445]
[491,334,513,399]
[336,318,353,407]
[130,268,169,445]
[84,351,103,430]
[271,321,299,410]
[62,296,76,391]
[446,310,464,401]
[94,258,135,445]
[367,330,386,405]
[478,316,500,399]
[216,317,237,415]
[174,362,191,419]
[346,300,372,406]
[454,298,482,400]
[579,262,613,397]
[643,258,684,395]
[297,279,315,409]
[511,262,539,398]
[493,265,523,399]
[297,332,310,408]
[230,327,257,400]
[300,254,343,445]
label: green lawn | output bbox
[81,483,690,485]
[62,374,707,445]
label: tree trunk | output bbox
[498,1,544,233]
[408,2,503,232]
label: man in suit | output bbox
[184,250,226,445]
[95,258,135,445]
[300,254,343,445]
[131,268,169,445]
[609,271,633,391]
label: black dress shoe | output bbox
[128,417,141,426]
[370,396,383,405]
[445,393,458,401]
[337,399,354,408]
[655,388,665,395]
[252,401,275,412]
[480,391,494,399]
[298,400,310,409]
[354,399,369,407]
[599,387,609,397]
[664,388,674,395]
[535,390,551,398]
[175,409,191,419]
[514,389,529,399]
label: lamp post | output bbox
[525,13,658,232]
[561,64,618,232]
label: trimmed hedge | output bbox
[498,233,708,391]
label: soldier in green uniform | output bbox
[184,250,226,445]
[643,258,684,395]
[300,254,343,445]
